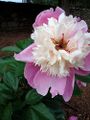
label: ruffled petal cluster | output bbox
[14,7,90,101]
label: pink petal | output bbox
[76,17,80,22]
[63,69,75,102]
[33,7,64,28]
[33,71,51,96]
[76,80,87,88]
[33,70,67,97]
[75,68,90,76]
[82,53,90,71]
[78,20,88,32]
[24,63,40,88]
[68,20,88,39]
[68,116,78,120]
[50,76,67,97]
[14,43,36,63]
[53,7,65,20]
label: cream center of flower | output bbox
[51,34,69,52]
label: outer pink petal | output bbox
[75,54,90,75]
[50,76,67,97]
[77,20,88,32]
[68,116,78,120]
[33,71,51,96]
[76,80,86,88]
[14,43,36,63]
[75,68,90,76]
[33,7,64,28]
[63,69,75,102]
[52,7,65,20]
[33,70,67,97]
[24,63,40,88]
[82,53,90,71]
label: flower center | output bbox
[51,34,68,51]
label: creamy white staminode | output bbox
[31,13,90,77]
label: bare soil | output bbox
[0,31,90,120]
[64,85,90,120]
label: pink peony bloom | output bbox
[68,116,78,120]
[14,7,90,102]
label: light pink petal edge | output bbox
[33,7,64,28]
[76,80,87,88]
[82,53,90,71]
[50,76,67,97]
[24,63,40,88]
[33,70,67,97]
[33,70,51,96]
[75,68,90,76]
[75,54,90,76]
[63,69,75,102]
[14,43,36,63]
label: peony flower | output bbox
[14,7,90,101]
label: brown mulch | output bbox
[0,31,90,120]
[64,85,90,120]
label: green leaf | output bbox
[25,89,43,105]
[0,57,16,75]
[30,109,39,120]
[44,96,65,120]
[0,46,21,53]
[12,61,25,77]
[0,83,12,96]
[0,57,24,79]
[22,103,55,120]
[0,106,4,118]
[16,38,33,50]
[1,103,13,120]
[0,57,15,65]
[0,83,10,92]
[0,83,13,104]
[32,103,56,120]
[21,107,32,120]
[3,72,19,91]
[76,75,90,83]
[12,100,26,111]
[73,82,82,96]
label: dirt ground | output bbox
[0,31,90,120]
[64,85,90,120]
